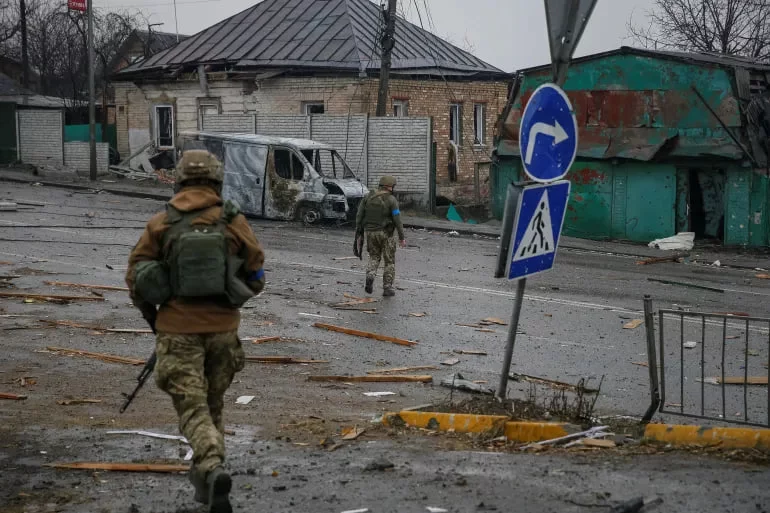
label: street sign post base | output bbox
[496,278,526,400]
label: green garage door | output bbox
[0,102,16,164]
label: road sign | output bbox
[507,180,570,280]
[519,83,577,183]
[544,0,597,84]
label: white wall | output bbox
[17,108,63,166]
[64,142,109,174]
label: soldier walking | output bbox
[126,150,265,513]
[355,175,406,296]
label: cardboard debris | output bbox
[45,462,190,473]
[236,395,255,405]
[57,399,102,405]
[245,356,328,364]
[0,392,27,400]
[366,365,438,375]
[481,317,507,326]
[453,350,487,356]
[441,358,461,366]
[623,319,644,329]
[248,336,281,344]
[0,291,104,302]
[43,281,129,292]
[363,391,396,397]
[341,426,366,440]
[45,347,145,366]
[312,323,417,347]
[309,375,432,383]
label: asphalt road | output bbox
[1,182,769,512]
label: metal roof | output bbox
[119,0,506,78]
[186,131,336,150]
[135,30,190,55]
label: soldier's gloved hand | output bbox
[247,269,266,296]
[399,239,407,249]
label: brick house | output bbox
[113,0,510,205]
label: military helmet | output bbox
[175,150,224,184]
[379,175,397,187]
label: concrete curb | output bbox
[644,423,770,450]
[382,411,579,442]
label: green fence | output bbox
[64,123,117,151]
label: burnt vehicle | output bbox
[178,132,369,224]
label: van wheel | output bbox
[297,205,321,225]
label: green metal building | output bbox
[491,47,770,247]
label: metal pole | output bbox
[20,0,28,88]
[641,295,660,423]
[173,0,179,42]
[87,0,96,181]
[496,278,526,400]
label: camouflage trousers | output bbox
[366,230,397,288]
[155,330,245,474]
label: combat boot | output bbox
[206,466,232,513]
[189,466,208,504]
[365,277,374,294]
[383,287,395,297]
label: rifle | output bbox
[119,301,158,414]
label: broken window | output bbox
[473,103,485,145]
[449,104,461,145]
[274,148,305,181]
[303,102,325,115]
[393,99,408,117]
[154,105,174,148]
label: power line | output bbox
[106,0,220,8]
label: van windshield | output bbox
[303,149,356,179]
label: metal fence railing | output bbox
[643,296,770,427]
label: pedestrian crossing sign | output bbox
[507,180,571,280]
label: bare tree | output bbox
[628,0,770,60]
[0,0,21,46]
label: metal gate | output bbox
[643,297,770,427]
[0,102,17,164]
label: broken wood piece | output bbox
[579,438,616,449]
[709,376,768,385]
[475,328,497,333]
[647,277,724,293]
[631,361,649,367]
[341,426,366,440]
[57,399,102,405]
[0,392,27,400]
[623,319,644,329]
[481,317,507,325]
[45,462,190,473]
[308,375,432,383]
[45,347,145,366]
[0,291,104,302]
[636,253,687,265]
[312,323,416,347]
[509,373,599,394]
[245,356,328,364]
[453,350,488,356]
[366,365,438,375]
[333,256,358,261]
[441,358,461,366]
[248,336,281,344]
[756,274,770,280]
[456,323,485,329]
[41,320,151,333]
[43,281,129,292]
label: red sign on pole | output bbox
[68,0,87,12]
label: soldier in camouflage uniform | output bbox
[126,150,265,513]
[355,175,406,296]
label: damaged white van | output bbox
[179,132,369,224]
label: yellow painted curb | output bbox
[504,421,578,443]
[383,411,508,433]
[644,423,770,450]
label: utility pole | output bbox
[375,0,397,117]
[19,0,28,88]
[87,0,96,181]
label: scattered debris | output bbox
[333,256,358,261]
[341,426,366,440]
[0,201,18,211]
[332,297,378,309]
[0,392,27,400]
[712,260,721,267]
[309,375,432,383]
[57,399,102,405]
[366,365,438,375]
[623,319,643,329]
[509,373,600,394]
[705,376,768,385]
[364,457,395,471]
[636,253,688,265]
[45,462,190,473]
[579,438,617,449]
[648,232,695,251]
[453,350,487,356]
[683,341,697,349]
[43,281,129,292]
[247,336,281,344]
[363,391,396,397]
[475,328,497,333]
[254,321,275,327]
[521,426,610,450]
[447,231,460,237]
[105,430,188,443]
[440,373,495,395]
[647,278,724,293]
[312,322,417,347]
[0,291,105,302]
[341,509,369,513]
[631,362,649,368]
[748,349,760,356]
[426,508,448,513]
[299,313,337,319]
[456,323,485,329]
[756,274,770,280]
[481,317,507,326]
[408,312,427,317]
[41,320,151,333]
[44,347,145,366]
[441,358,461,366]
[245,356,328,364]
[236,396,255,405]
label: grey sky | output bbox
[105,0,654,71]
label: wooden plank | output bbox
[0,392,27,400]
[580,439,616,448]
[623,319,644,329]
[0,291,104,302]
[454,350,488,356]
[715,376,768,385]
[45,462,190,473]
[636,253,687,265]
[312,323,416,347]
[43,281,129,292]
[45,347,145,366]
[57,399,102,405]
[366,365,438,375]
[245,356,328,364]
[247,336,281,344]
[308,375,432,383]
[481,317,508,326]
[42,320,151,333]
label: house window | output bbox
[154,105,174,148]
[198,99,220,130]
[449,104,461,145]
[302,102,325,115]
[473,103,485,145]
[393,99,408,117]
[274,148,305,181]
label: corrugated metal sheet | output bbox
[119,0,505,78]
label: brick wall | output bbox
[17,108,63,166]
[64,142,109,173]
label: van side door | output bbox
[222,141,267,217]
